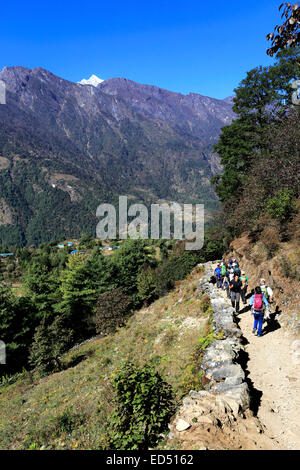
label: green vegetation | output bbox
[212,46,299,241]
[105,362,175,450]
[0,233,224,378]
[0,261,212,450]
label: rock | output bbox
[221,396,240,417]
[196,415,215,425]
[291,340,300,352]
[169,261,253,443]
[175,419,191,432]
[189,390,212,400]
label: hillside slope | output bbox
[0,265,211,450]
[0,67,235,247]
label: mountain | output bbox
[78,74,104,87]
[0,66,235,247]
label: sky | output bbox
[0,0,283,99]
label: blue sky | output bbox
[0,1,282,99]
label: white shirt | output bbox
[260,285,273,297]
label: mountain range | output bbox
[0,66,235,247]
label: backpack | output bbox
[215,267,221,278]
[221,265,226,276]
[234,267,241,276]
[261,286,269,300]
[254,294,263,311]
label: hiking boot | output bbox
[252,328,257,335]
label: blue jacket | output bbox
[249,294,269,309]
[215,267,221,278]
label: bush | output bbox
[106,362,175,450]
[266,189,296,224]
[279,254,300,281]
[259,223,281,259]
[198,294,212,315]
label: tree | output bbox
[24,262,60,321]
[29,317,73,374]
[267,3,300,57]
[212,48,299,223]
[112,240,155,306]
[225,108,300,233]
[55,254,100,342]
[0,287,35,372]
[93,287,130,335]
[137,267,157,305]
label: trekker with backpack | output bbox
[228,268,235,282]
[249,286,269,337]
[229,274,242,314]
[221,262,227,281]
[223,275,231,299]
[214,264,222,288]
[240,271,249,304]
[233,265,241,277]
[232,258,240,268]
[260,279,274,320]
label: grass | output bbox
[0,264,212,450]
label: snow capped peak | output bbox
[78,74,104,87]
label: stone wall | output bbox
[168,261,255,447]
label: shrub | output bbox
[266,189,296,224]
[179,328,220,396]
[199,293,212,315]
[52,407,86,436]
[105,362,175,450]
[259,222,281,259]
[279,254,300,281]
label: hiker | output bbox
[221,262,227,282]
[214,263,222,288]
[240,271,249,304]
[260,279,274,320]
[233,265,241,277]
[229,274,242,313]
[249,286,269,337]
[223,275,231,299]
[228,268,235,282]
[260,279,274,303]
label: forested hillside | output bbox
[0,1,299,453]
[0,67,234,247]
[0,233,224,377]
[212,46,299,240]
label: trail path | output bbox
[216,266,300,450]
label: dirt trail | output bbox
[217,267,300,450]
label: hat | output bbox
[260,278,266,284]
[242,271,245,275]
[230,269,234,273]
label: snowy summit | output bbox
[78,74,104,87]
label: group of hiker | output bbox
[214,258,274,338]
